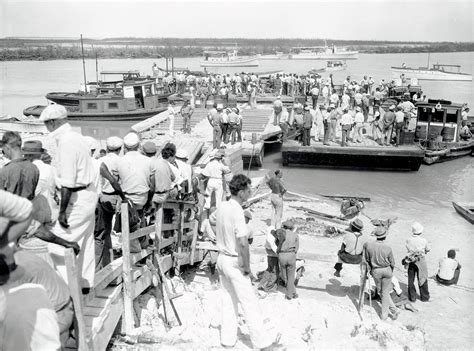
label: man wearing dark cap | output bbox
[302,105,313,146]
[142,141,157,158]
[363,226,399,320]
[0,131,39,200]
[277,220,299,300]
[334,219,370,277]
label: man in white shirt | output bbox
[39,104,98,288]
[394,106,406,146]
[201,150,231,210]
[215,174,278,349]
[96,136,125,269]
[167,100,177,137]
[340,108,353,147]
[436,249,461,285]
[405,222,430,302]
[310,86,320,109]
[175,148,193,198]
[352,107,365,143]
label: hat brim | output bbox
[22,149,44,155]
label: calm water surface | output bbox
[1,53,473,284]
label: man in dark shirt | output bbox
[0,131,39,200]
[363,226,399,320]
[266,170,286,229]
[277,220,299,300]
[302,106,313,146]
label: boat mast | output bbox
[80,34,88,93]
[95,51,99,84]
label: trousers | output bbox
[205,178,223,209]
[371,266,397,320]
[279,252,296,298]
[94,194,119,270]
[329,119,337,141]
[217,254,273,348]
[302,128,311,146]
[408,262,430,302]
[212,125,222,149]
[270,193,283,229]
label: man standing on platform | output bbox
[180,100,194,134]
[340,107,353,147]
[302,105,313,146]
[96,136,126,269]
[272,96,283,126]
[167,100,177,137]
[39,104,98,290]
[216,174,279,349]
[208,103,222,149]
[394,106,405,146]
[310,85,320,110]
[266,170,286,229]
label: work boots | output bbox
[334,263,343,277]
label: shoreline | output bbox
[110,189,473,350]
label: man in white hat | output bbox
[302,105,313,146]
[39,104,98,289]
[328,103,339,142]
[96,136,125,269]
[340,107,353,147]
[167,100,177,137]
[405,222,430,302]
[201,150,231,211]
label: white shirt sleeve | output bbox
[0,190,33,222]
[234,208,248,239]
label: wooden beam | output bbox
[121,202,135,335]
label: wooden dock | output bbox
[281,140,425,171]
[133,106,279,168]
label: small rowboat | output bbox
[452,202,474,224]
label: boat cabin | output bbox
[415,100,464,143]
[203,50,238,62]
[431,64,463,73]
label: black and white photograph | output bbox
[0,0,472,349]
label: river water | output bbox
[1,53,473,285]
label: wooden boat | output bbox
[23,71,171,121]
[452,202,474,224]
[309,60,347,74]
[416,100,474,165]
[200,49,259,67]
[391,63,472,82]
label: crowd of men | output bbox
[0,103,238,348]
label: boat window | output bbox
[431,110,444,123]
[446,111,458,124]
[108,102,119,109]
[87,103,98,110]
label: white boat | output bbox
[391,63,472,82]
[257,52,288,60]
[288,45,358,60]
[308,61,347,74]
[200,49,259,67]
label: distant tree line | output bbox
[1,38,473,61]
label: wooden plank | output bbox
[189,222,199,265]
[91,293,124,351]
[131,110,170,133]
[133,270,153,298]
[64,249,93,351]
[93,257,123,293]
[130,248,154,265]
[195,241,219,251]
[121,202,135,334]
[129,225,155,241]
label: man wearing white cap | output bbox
[39,104,98,289]
[272,96,283,126]
[96,136,125,269]
[117,132,154,211]
[352,107,365,143]
[201,150,231,210]
[167,100,177,137]
[405,222,430,302]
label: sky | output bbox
[1,0,473,42]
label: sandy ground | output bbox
[111,194,473,350]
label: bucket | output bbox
[441,126,456,142]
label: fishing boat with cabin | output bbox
[391,62,472,82]
[23,70,171,121]
[415,100,474,164]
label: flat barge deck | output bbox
[281,140,425,171]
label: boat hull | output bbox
[23,105,167,121]
[391,67,472,81]
[423,141,474,165]
[200,57,259,67]
[289,52,358,60]
[452,202,474,224]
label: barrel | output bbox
[441,126,456,142]
[415,125,427,140]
